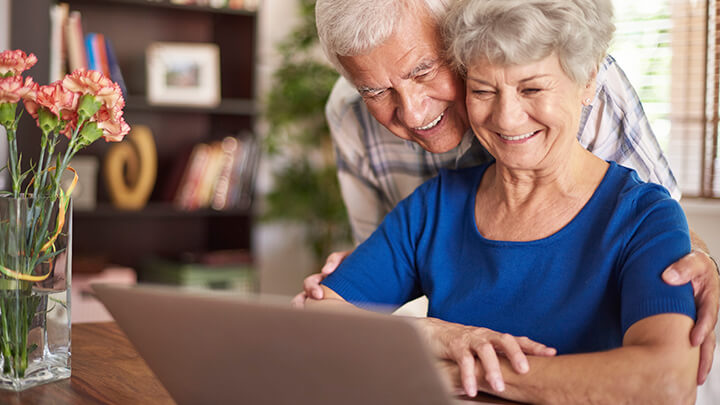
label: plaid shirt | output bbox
[327,55,680,243]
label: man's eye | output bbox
[522,88,542,95]
[416,70,434,80]
[362,90,386,100]
[471,89,493,96]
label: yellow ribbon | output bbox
[0,166,78,283]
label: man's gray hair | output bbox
[316,0,452,80]
[444,0,615,84]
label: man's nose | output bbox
[395,86,428,129]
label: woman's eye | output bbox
[522,88,542,95]
[471,89,493,96]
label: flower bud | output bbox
[77,94,101,122]
[78,121,103,147]
[0,102,17,128]
[37,108,59,134]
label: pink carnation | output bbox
[23,81,79,120]
[62,69,124,111]
[94,105,130,142]
[0,76,38,104]
[0,50,37,76]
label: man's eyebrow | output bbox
[357,85,384,94]
[402,59,437,80]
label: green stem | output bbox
[6,128,20,199]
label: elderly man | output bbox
[295,0,720,385]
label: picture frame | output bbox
[146,42,220,107]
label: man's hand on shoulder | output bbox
[662,249,720,384]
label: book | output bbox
[104,39,128,97]
[94,33,111,77]
[65,11,88,72]
[174,143,210,210]
[84,33,97,71]
[191,140,225,210]
[210,136,239,210]
[222,134,258,209]
[49,3,69,82]
[233,135,259,209]
[141,256,256,292]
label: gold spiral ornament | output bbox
[103,124,157,210]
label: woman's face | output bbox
[465,54,594,172]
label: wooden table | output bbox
[0,322,518,404]
[0,322,175,405]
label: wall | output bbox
[682,200,720,255]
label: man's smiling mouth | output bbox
[415,112,444,131]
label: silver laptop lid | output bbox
[92,283,454,405]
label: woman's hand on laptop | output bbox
[291,249,353,308]
[419,318,556,398]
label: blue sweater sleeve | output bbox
[321,176,440,309]
[618,185,696,334]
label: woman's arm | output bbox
[453,313,699,404]
[307,285,557,398]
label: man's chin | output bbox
[414,136,464,154]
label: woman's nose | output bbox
[492,93,526,131]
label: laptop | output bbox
[92,283,511,405]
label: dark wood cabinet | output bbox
[9,0,258,270]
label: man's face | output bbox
[338,11,469,153]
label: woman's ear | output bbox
[582,69,598,106]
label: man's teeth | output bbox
[416,113,444,131]
[499,130,538,141]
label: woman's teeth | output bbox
[416,112,444,131]
[499,130,538,141]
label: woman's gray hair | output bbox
[444,0,615,84]
[316,0,453,79]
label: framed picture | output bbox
[146,42,220,107]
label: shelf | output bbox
[124,96,257,116]
[74,203,252,219]
[68,0,258,15]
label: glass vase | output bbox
[0,195,71,391]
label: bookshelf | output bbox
[9,0,259,271]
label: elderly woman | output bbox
[308,0,699,403]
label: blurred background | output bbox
[1,0,720,310]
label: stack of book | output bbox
[169,135,259,211]
[50,3,127,95]
[141,250,256,292]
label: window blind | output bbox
[611,0,719,197]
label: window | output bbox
[610,0,717,197]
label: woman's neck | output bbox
[475,143,609,241]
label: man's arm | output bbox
[443,314,699,404]
[663,229,720,384]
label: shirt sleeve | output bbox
[617,186,695,334]
[321,176,436,309]
[579,55,681,200]
[326,78,390,244]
